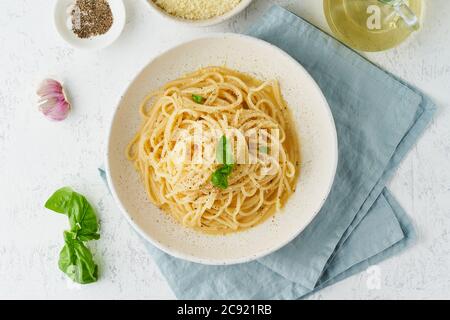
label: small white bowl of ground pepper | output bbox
[147,0,253,27]
[54,0,126,50]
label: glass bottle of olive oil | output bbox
[324,0,423,52]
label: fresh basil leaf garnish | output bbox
[44,187,73,214]
[45,187,100,284]
[212,136,234,189]
[66,193,100,241]
[192,94,205,104]
[211,170,228,189]
[46,187,100,241]
[216,135,233,165]
[59,231,98,284]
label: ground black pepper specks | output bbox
[71,0,113,39]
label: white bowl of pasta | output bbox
[106,33,338,265]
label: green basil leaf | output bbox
[211,163,235,189]
[44,187,73,214]
[67,193,100,241]
[59,231,98,284]
[216,135,234,165]
[211,171,228,189]
[212,137,235,190]
[46,187,100,284]
[216,135,226,164]
[192,94,205,104]
[45,187,100,241]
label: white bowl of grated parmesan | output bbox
[147,0,253,27]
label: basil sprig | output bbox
[211,135,234,189]
[45,187,100,284]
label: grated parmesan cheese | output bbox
[153,0,242,20]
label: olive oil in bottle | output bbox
[324,0,423,52]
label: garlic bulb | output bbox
[37,79,71,121]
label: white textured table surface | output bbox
[1,0,449,300]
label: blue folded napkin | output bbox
[100,5,436,299]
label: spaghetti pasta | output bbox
[126,67,299,234]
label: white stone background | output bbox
[0,0,449,300]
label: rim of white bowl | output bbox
[146,0,253,27]
[53,0,126,50]
[105,33,338,265]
